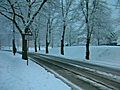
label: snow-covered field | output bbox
[41,46,120,69]
[0,51,70,90]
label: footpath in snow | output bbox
[0,51,70,90]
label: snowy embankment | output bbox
[41,46,120,69]
[0,51,70,90]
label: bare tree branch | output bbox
[7,0,23,34]
[7,11,26,25]
[26,0,47,29]
[0,11,12,21]
[81,1,87,22]
[89,0,98,19]
[30,0,36,7]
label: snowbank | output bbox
[41,46,120,69]
[0,51,70,90]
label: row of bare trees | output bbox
[0,0,116,60]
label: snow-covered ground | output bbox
[0,51,71,90]
[40,46,120,69]
[1,46,120,90]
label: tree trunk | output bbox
[61,39,64,55]
[38,42,40,51]
[46,38,49,53]
[85,0,90,60]
[97,38,100,46]
[85,38,90,60]
[46,18,50,54]
[69,30,72,46]
[51,35,54,48]
[34,39,37,52]
[22,34,28,60]
[61,23,66,55]
[12,39,17,55]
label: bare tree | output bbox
[0,0,47,59]
[81,0,98,60]
[60,0,74,55]
[31,21,39,52]
[40,1,58,53]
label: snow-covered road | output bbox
[29,53,120,90]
